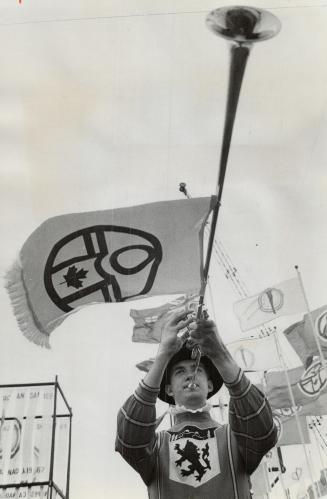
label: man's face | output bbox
[165,359,213,409]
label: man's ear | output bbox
[208,380,214,394]
[165,384,174,397]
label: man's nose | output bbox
[185,369,196,380]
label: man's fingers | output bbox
[188,319,217,333]
[185,338,197,350]
[168,307,195,327]
[194,318,216,328]
[167,307,187,323]
[178,315,195,330]
[179,330,190,343]
[190,331,204,343]
[188,323,217,341]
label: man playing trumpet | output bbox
[116,308,277,498]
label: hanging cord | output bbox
[310,417,327,453]
[179,182,248,299]
[2,3,325,28]
[215,239,249,297]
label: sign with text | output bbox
[0,386,54,486]
[0,385,69,494]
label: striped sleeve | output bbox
[226,369,278,474]
[115,379,159,484]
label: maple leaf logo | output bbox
[60,265,88,289]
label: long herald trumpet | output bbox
[188,6,281,389]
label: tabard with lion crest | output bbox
[116,372,277,499]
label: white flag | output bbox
[233,278,306,332]
[227,335,281,371]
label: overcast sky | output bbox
[1,1,327,497]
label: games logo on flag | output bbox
[265,360,327,410]
[167,426,220,488]
[316,309,327,345]
[272,412,310,445]
[233,278,306,332]
[298,359,327,397]
[6,197,213,347]
[283,305,327,364]
[226,335,281,371]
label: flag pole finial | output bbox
[179,182,189,198]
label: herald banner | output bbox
[6,197,213,347]
[131,294,198,343]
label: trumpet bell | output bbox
[206,5,281,44]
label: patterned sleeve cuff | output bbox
[225,369,252,399]
[134,379,160,405]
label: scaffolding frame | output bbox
[0,377,72,499]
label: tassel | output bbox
[4,260,51,349]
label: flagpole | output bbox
[273,330,318,498]
[295,265,327,372]
[276,447,289,499]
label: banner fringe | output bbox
[5,260,51,349]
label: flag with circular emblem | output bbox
[5,197,213,348]
[283,305,327,364]
[226,334,281,371]
[233,278,306,332]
